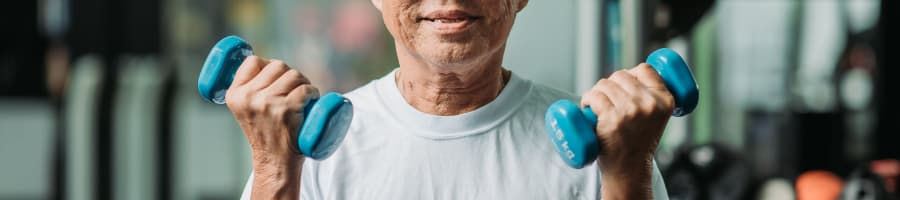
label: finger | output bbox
[608,70,641,95]
[593,79,634,115]
[630,63,675,108]
[581,89,618,137]
[231,55,268,87]
[286,84,320,111]
[266,70,310,96]
[629,63,669,92]
[581,89,614,111]
[612,68,662,112]
[247,59,290,90]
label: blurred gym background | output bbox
[0,0,895,199]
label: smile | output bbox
[417,16,482,23]
[417,10,483,34]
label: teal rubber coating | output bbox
[646,48,699,117]
[197,35,353,160]
[545,48,699,168]
[297,92,353,159]
[545,100,601,168]
[198,35,253,104]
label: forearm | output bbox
[600,157,654,200]
[251,155,304,200]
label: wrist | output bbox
[599,155,654,200]
[601,174,652,200]
[251,155,303,199]
[599,149,653,174]
[252,152,303,174]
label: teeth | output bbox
[422,18,468,23]
[436,18,464,23]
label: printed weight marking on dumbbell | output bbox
[546,48,699,169]
[549,118,576,160]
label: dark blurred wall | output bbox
[69,0,160,58]
[65,0,163,199]
[0,1,47,97]
[875,0,897,160]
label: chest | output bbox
[305,119,601,200]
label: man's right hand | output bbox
[225,55,318,199]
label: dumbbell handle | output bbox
[581,48,699,123]
[198,35,352,160]
[546,48,698,169]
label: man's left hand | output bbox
[579,63,675,199]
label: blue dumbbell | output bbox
[198,35,353,160]
[545,48,699,168]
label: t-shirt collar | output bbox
[374,68,532,139]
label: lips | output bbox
[417,10,482,34]
[419,17,475,23]
[417,15,482,23]
[417,10,482,22]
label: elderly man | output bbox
[232,0,673,199]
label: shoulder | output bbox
[528,81,579,104]
[341,77,382,110]
[344,75,378,101]
[516,77,579,110]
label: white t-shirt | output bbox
[241,69,668,199]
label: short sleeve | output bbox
[651,159,669,200]
[240,173,253,200]
[239,161,320,200]
[300,161,321,200]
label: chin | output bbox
[417,40,492,69]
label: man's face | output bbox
[373,0,528,69]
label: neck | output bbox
[395,48,510,116]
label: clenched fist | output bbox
[581,63,675,199]
[225,55,318,199]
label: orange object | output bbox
[796,170,844,200]
[871,159,900,193]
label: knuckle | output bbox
[641,98,658,113]
[593,79,604,87]
[621,97,644,118]
[248,96,269,112]
[306,85,320,96]
[636,63,654,72]
[244,56,262,66]
[268,104,289,116]
[287,70,308,84]
[581,91,593,101]
[296,85,311,95]
[596,79,613,88]
[225,88,247,103]
[631,65,653,77]
[585,91,607,106]
[299,85,318,97]
[284,69,301,78]
[665,93,676,106]
[664,95,676,112]
[268,59,282,65]
[593,79,613,92]
[244,55,257,63]
[640,102,659,118]
[269,60,288,69]
[580,92,593,106]
[611,70,630,80]
[622,104,639,119]
[224,98,241,110]
[607,116,625,130]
